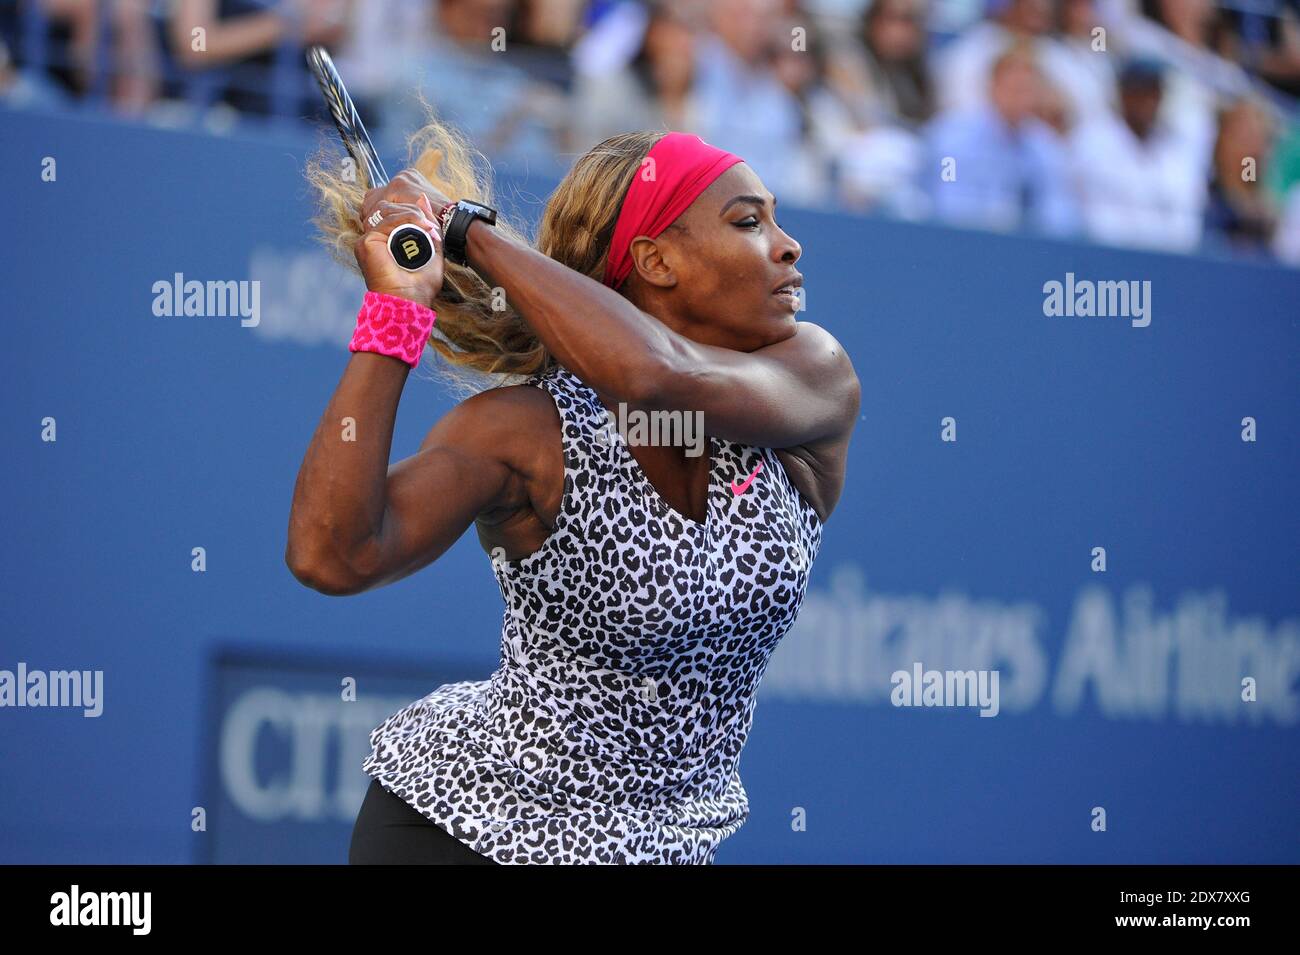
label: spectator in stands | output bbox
[1265,112,1300,206]
[569,0,701,153]
[379,0,568,176]
[768,12,856,206]
[934,0,1096,124]
[1068,58,1207,252]
[1204,97,1279,255]
[108,0,163,114]
[7,0,165,114]
[168,0,351,118]
[1138,0,1235,59]
[925,41,1080,236]
[820,0,931,218]
[691,0,815,207]
[26,0,97,98]
[834,116,929,219]
[0,34,72,109]
[329,0,434,133]
[1218,0,1300,99]
[1052,0,1115,126]
[506,0,586,89]
[1119,0,1252,169]
[825,0,934,128]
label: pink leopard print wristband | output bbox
[349,291,437,368]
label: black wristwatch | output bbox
[442,200,497,266]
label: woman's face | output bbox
[631,163,803,351]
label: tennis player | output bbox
[287,122,860,864]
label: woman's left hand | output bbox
[360,168,455,233]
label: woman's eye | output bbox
[736,217,760,229]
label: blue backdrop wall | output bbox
[2,107,1296,863]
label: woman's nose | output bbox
[778,230,801,262]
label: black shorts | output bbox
[348,778,499,865]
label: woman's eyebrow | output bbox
[720,193,777,215]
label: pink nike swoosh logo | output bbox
[731,461,763,496]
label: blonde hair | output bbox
[305,94,666,401]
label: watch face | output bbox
[460,201,497,223]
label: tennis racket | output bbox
[306,45,436,272]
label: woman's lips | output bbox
[773,287,800,309]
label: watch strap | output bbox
[443,200,497,265]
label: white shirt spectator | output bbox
[1101,0,1253,173]
[1068,112,1208,252]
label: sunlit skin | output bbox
[285,162,859,595]
[620,163,805,352]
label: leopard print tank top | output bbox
[361,362,824,863]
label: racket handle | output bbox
[387,224,436,271]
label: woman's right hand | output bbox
[354,192,445,307]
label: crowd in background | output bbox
[5,0,1300,264]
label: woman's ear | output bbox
[628,235,677,290]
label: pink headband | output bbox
[601,132,745,289]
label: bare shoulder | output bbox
[798,317,857,403]
[793,319,845,347]
[772,322,860,524]
[778,320,851,361]
[770,321,858,410]
[798,321,857,391]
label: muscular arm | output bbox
[463,220,677,406]
[647,320,859,449]
[464,222,860,450]
[284,356,525,596]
